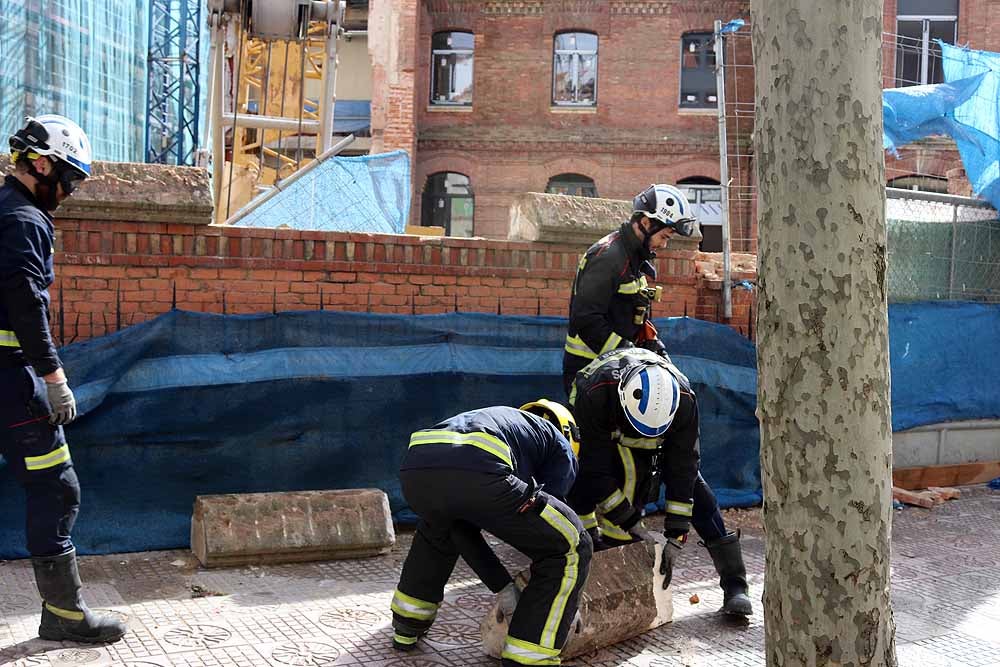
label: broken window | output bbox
[552,32,598,106]
[894,0,958,86]
[421,172,475,237]
[431,31,474,105]
[679,32,717,109]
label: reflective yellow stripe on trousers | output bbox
[408,430,513,468]
[24,445,71,471]
[0,329,20,348]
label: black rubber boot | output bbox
[704,531,753,616]
[391,618,425,651]
[32,549,128,643]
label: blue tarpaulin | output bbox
[1,303,996,559]
[881,42,1000,210]
[0,312,759,558]
[229,150,410,233]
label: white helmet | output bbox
[618,360,680,437]
[9,115,93,180]
[632,184,697,237]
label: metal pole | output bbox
[714,19,733,320]
[948,200,959,299]
[222,116,321,131]
[317,1,342,153]
[222,133,356,225]
[209,18,226,217]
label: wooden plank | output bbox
[892,487,935,509]
[892,461,1000,490]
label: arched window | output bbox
[431,31,475,105]
[552,32,598,106]
[678,177,722,251]
[546,173,597,197]
[421,172,475,237]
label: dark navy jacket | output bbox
[0,175,61,374]
[400,406,578,500]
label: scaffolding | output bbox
[715,18,1000,305]
[146,0,205,166]
[0,0,149,162]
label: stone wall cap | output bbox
[1,155,213,225]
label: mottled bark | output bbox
[752,2,897,666]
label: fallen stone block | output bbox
[481,537,673,659]
[191,489,395,567]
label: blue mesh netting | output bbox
[229,150,411,233]
[0,0,149,162]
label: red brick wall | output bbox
[50,219,752,344]
[412,0,752,238]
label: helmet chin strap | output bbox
[639,218,668,252]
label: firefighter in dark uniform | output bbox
[390,401,592,666]
[562,183,698,396]
[1,115,127,643]
[568,347,753,617]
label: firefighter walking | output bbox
[562,183,698,395]
[1,115,127,643]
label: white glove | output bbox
[45,379,77,425]
[497,582,520,622]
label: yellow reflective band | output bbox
[597,489,626,514]
[0,329,20,348]
[408,430,513,468]
[568,383,578,407]
[598,516,632,541]
[563,334,596,360]
[619,435,660,450]
[666,501,694,517]
[502,636,562,665]
[24,444,71,471]
[598,332,622,355]
[578,348,634,378]
[619,446,637,503]
[390,590,439,621]
[45,603,84,621]
[393,632,418,645]
[538,504,579,649]
[617,281,641,295]
[579,512,598,530]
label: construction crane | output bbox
[205,0,349,222]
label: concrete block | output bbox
[508,192,702,251]
[191,489,395,567]
[480,537,673,659]
[939,422,1000,464]
[893,429,941,468]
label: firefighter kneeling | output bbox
[390,402,592,665]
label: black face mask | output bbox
[32,170,61,211]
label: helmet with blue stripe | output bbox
[618,359,680,437]
[9,114,92,179]
[632,183,697,237]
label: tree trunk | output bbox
[751,2,897,665]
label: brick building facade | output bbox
[369,0,998,244]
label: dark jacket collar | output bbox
[619,221,654,263]
[3,175,52,221]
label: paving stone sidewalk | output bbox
[2,486,999,667]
